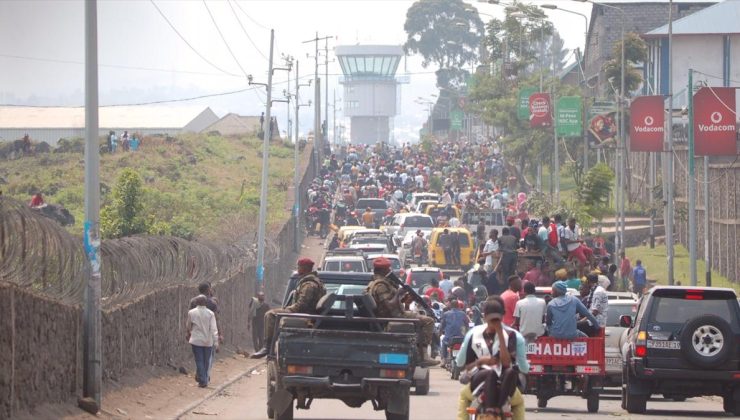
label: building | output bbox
[336,45,404,145]
[182,107,219,133]
[0,105,212,145]
[632,0,740,282]
[201,113,280,140]
[583,1,714,98]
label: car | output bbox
[410,193,439,209]
[425,204,461,223]
[365,253,404,277]
[620,286,740,415]
[355,198,388,227]
[405,266,444,294]
[393,214,434,245]
[603,299,638,387]
[348,235,393,253]
[607,291,639,301]
[427,227,475,272]
[415,200,439,214]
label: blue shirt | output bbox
[633,265,647,286]
[546,294,599,339]
[441,309,468,340]
[456,324,530,374]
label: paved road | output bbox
[182,365,730,419]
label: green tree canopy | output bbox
[404,0,484,87]
[578,163,615,221]
[603,32,648,95]
[101,169,148,239]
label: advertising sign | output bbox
[450,109,464,131]
[587,100,618,147]
[693,87,737,156]
[529,93,552,128]
[556,96,582,137]
[518,87,537,121]
[630,95,664,152]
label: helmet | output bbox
[474,286,488,302]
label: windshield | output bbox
[351,236,386,244]
[403,216,434,228]
[357,199,387,209]
[648,296,735,325]
[367,257,401,271]
[607,303,637,326]
[324,260,366,272]
[408,271,439,287]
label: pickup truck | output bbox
[356,198,389,228]
[266,271,430,420]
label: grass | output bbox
[0,133,299,240]
[625,244,739,293]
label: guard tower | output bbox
[336,45,404,145]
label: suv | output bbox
[322,249,369,273]
[620,286,740,414]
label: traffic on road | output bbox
[256,139,740,419]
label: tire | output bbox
[451,364,460,381]
[415,371,430,395]
[587,393,600,413]
[267,362,276,419]
[385,411,409,420]
[724,394,740,415]
[276,400,294,420]
[537,397,548,408]
[624,370,647,414]
[679,315,734,369]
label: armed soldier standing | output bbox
[251,258,326,358]
[365,257,439,367]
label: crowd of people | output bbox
[107,130,141,153]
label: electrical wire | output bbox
[692,69,740,86]
[202,0,250,79]
[0,53,243,78]
[227,0,269,61]
[233,0,271,31]
[671,149,740,185]
[149,0,241,78]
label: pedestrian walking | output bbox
[619,252,632,292]
[187,295,218,388]
[248,292,270,351]
[632,260,647,296]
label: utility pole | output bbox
[704,155,711,286]
[332,89,337,147]
[665,0,675,285]
[292,62,311,253]
[81,0,102,413]
[324,37,330,152]
[687,68,697,286]
[302,33,331,167]
[250,30,291,291]
[283,54,294,143]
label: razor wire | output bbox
[0,196,279,308]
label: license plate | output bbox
[647,340,681,350]
[379,353,409,365]
[606,357,621,366]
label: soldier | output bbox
[365,257,439,367]
[251,258,325,359]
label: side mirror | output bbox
[619,315,633,328]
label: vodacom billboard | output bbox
[694,87,738,156]
[630,95,664,152]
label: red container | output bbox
[526,330,605,375]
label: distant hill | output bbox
[0,133,299,241]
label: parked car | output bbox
[620,286,740,414]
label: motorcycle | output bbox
[445,336,465,380]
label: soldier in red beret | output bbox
[251,257,325,359]
[365,257,439,367]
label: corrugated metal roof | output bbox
[0,105,208,129]
[646,0,740,36]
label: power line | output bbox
[233,0,270,31]
[149,0,241,77]
[202,0,250,80]
[227,0,269,61]
[0,53,244,78]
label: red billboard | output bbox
[630,95,664,152]
[529,93,552,128]
[693,87,737,156]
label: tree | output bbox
[404,0,484,88]
[603,32,648,95]
[578,163,615,222]
[101,168,148,238]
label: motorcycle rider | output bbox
[440,299,469,368]
[456,296,528,420]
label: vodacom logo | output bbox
[710,111,723,124]
[644,116,654,126]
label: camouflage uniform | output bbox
[365,274,434,348]
[263,272,326,348]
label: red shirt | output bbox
[424,287,445,302]
[500,289,520,326]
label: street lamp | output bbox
[573,0,627,260]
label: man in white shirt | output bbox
[481,229,499,272]
[512,282,546,342]
[187,295,219,388]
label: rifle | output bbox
[385,272,439,322]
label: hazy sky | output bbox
[0,0,623,141]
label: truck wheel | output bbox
[276,401,294,420]
[537,397,548,408]
[267,362,276,419]
[679,315,734,369]
[385,411,409,420]
[587,393,599,413]
[724,394,740,415]
[415,369,430,395]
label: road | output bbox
[181,365,730,419]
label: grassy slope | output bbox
[626,244,739,293]
[0,133,297,240]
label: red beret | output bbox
[373,257,391,269]
[297,257,315,267]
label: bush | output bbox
[100,169,148,239]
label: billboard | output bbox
[556,96,582,137]
[587,100,618,147]
[518,87,537,121]
[630,95,664,152]
[529,93,552,128]
[693,87,737,156]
